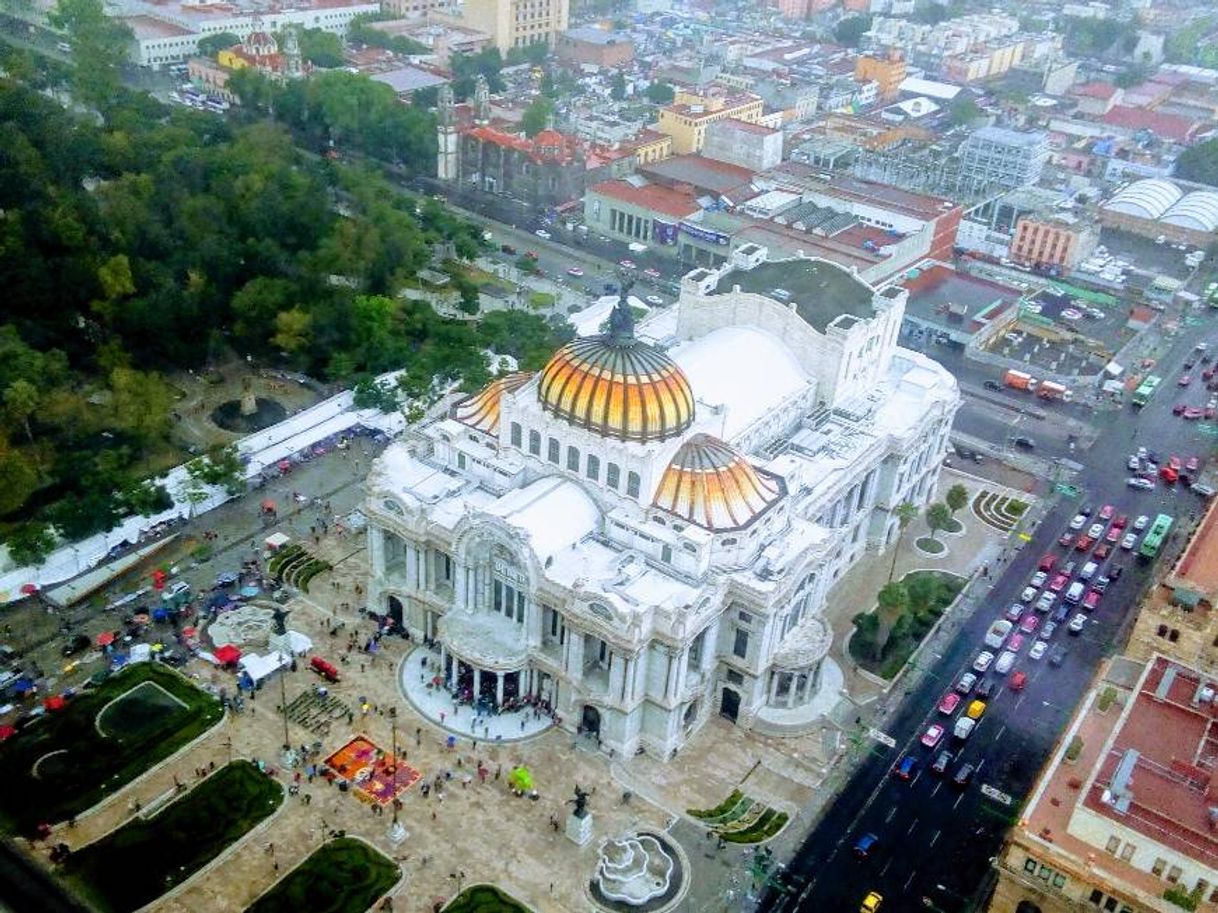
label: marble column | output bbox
[473,667,482,699]
[768,671,780,704]
[496,672,505,706]
[786,674,797,709]
[405,543,418,590]
[439,644,448,685]
[665,649,679,701]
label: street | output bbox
[765,309,1218,913]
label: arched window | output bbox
[626,471,641,498]
[586,454,600,480]
[510,422,522,447]
[528,430,541,456]
[547,437,560,464]
[1158,624,1169,637]
[567,446,580,471]
[606,463,620,489]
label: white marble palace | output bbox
[365,244,960,758]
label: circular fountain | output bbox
[590,830,685,913]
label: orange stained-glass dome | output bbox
[453,372,533,434]
[652,434,783,531]
[537,298,694,443]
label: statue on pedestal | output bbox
[569,784,591,818]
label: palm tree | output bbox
[888,501,919,582]
[926,502,952,542]
[945,483,969,531]
[874,581,909,661]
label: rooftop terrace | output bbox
[710,259,875,333]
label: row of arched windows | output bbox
[511,422,642,498]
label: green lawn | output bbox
[444,884,533,913]
[62,761,282,913]
[0,663,223,833]
[850,570,966,679]
[245,837,398,913]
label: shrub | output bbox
[1098,686,1117,713]
[1065,736,1084,762]
[688,789,743,819]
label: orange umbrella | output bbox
[44,695,66,711]
[96,631,115,647]
[182,627,197,638]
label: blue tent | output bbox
[11,678,34,694]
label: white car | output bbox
[1069,514,1087,530]
[1061,308,1083,321]
[994,650,1017,675]
[645,295,664,306]
[1030,571,1048,588]
[1020,586,1038,603]
[1121,532,1138,550]
[1068,613,1087,634]
[973,651,995,673]
[1029,640,1049,661]
[1035,592,1055,613]
[1134,514,1150,531]
[1127,477,1155,491]
[1127,455,1141,471]
[1088,523,1105,539]
[534,229,552,240]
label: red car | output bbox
[1058,533,1074,548]
[1075,535,1095,551]
[1180,374,1193,386]
[1113,515,1129,530]
[1098,504,1115,520]
[1161,466,1180,484]
[1105,525,1122,544]
[1038,554,1057,572]
[1049,574,1068,592]
[1019,614,1039,634]
[938,693,961,715]
[921,724,946,749]
[1185,407,1205,420]
[1009,671,1028,691]
[1007,633,1026,653]
[1094,543,1112,561]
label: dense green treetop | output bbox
[1175,137,1218,188]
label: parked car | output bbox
[1048,574,1067,593]
[1068,613,1087,634]
[931,751,953,775]
[1127,477,1156,491]
[1049,646,1069,667]
[1035,592,1055,613]
[921,723,946,748]
[974,679,998,700]
[1075,535,1095,551]
[854,833,879,858]
[973,651,995,673]
[1020,586,1038,603]
[1058,533,1075,548]
[1030,570,1048,588]
[1098,504,1115,520]
[893,755,918,779]
[1094,544,1112,561]
[1038,554,1057,572]
[955,673,978,695]
[994,650,1017,674]
[1020,614,1040,635]
[952,763,976,787]
[1040,621,1058,640]
[1088,523,1105,539]
[1029,640,1049,660]
[1121,532,1138,550]
[1069,514,1087,530]
[938,693,962,715]
[1113,515,1129,529]
[1009,671,1028,691]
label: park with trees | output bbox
[0,42,571,567]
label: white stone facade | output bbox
[365,249,960,758]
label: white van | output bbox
[1065,581,1085,604]
[984,619,1013,650]
[1080,561,1098,581]
[953,717,976,740]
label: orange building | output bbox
[1008,214,1097,272]
[854,52,906,103]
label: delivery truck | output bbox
[1003,369,1038,392]
[1036,380,1073,402]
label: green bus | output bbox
[1139,514,1174,559]
[1132,375,1161,407]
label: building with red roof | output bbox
[992,654,1218,913]
[1100,106,1203,145]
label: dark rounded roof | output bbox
[537,334,694,443]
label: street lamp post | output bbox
[388,717,407,844]
[279,660,295,768]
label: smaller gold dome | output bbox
[453,372,533,434]
[652,435,783,532]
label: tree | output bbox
[833,15,871,49]
[521,96,555,138]
[888,501,919,582]
[645,81,675,105]
[3,380,39,443]
[272,307,313,353]
[4,521,56,567]
[1175,138,1218,188]
[873,581,909,660]
[49,0,134,111]
[945,483,969,524]
[109,367,174,449]
[948,96,981,126]
[926,502,952,542]
[185,443,245,495]
[610,72,627,101]
[297,28,345,69]
[196,32,240,57]
[0,435,40,516]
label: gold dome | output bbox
[537,299,694,443]
[453,372,533,434]
[652,435,783,531]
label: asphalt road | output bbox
[764,310,1218,913]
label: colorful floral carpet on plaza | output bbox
[324,736,420,804]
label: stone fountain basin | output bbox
[596,834,674,905]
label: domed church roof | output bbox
[652,434,783,531]
[453,372,534,434]
[537,292,694,443]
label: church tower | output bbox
[282,25,303,79]
[437,83,458,181]
[473,74,490,125]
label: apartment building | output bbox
[454,0,569,52]
[657,91,765,155]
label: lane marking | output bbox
[907,818,919,836]
[931,781,942,797]
[904,869,918,892]
[995,724,1007,743]
[885,806,897,823]
[880,858,893,877]
[953,792,966,810]
[930,829,941,847]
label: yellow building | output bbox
[656,91,765,155]
[630,131,672,166]
[854,52,906,102]
[451,0,569,54]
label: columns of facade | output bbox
[567,630,584,677]
[405,543,419,590]
[496,673,505,706]
[439,643,448,685]
[622,656,635,702]
[473,667,482,698]
[665,648,679,700]
[786,673,798,709]
[769,671,780,704]
[608,651,624,698]
[701,619,720,675]
[673,647,689,698]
